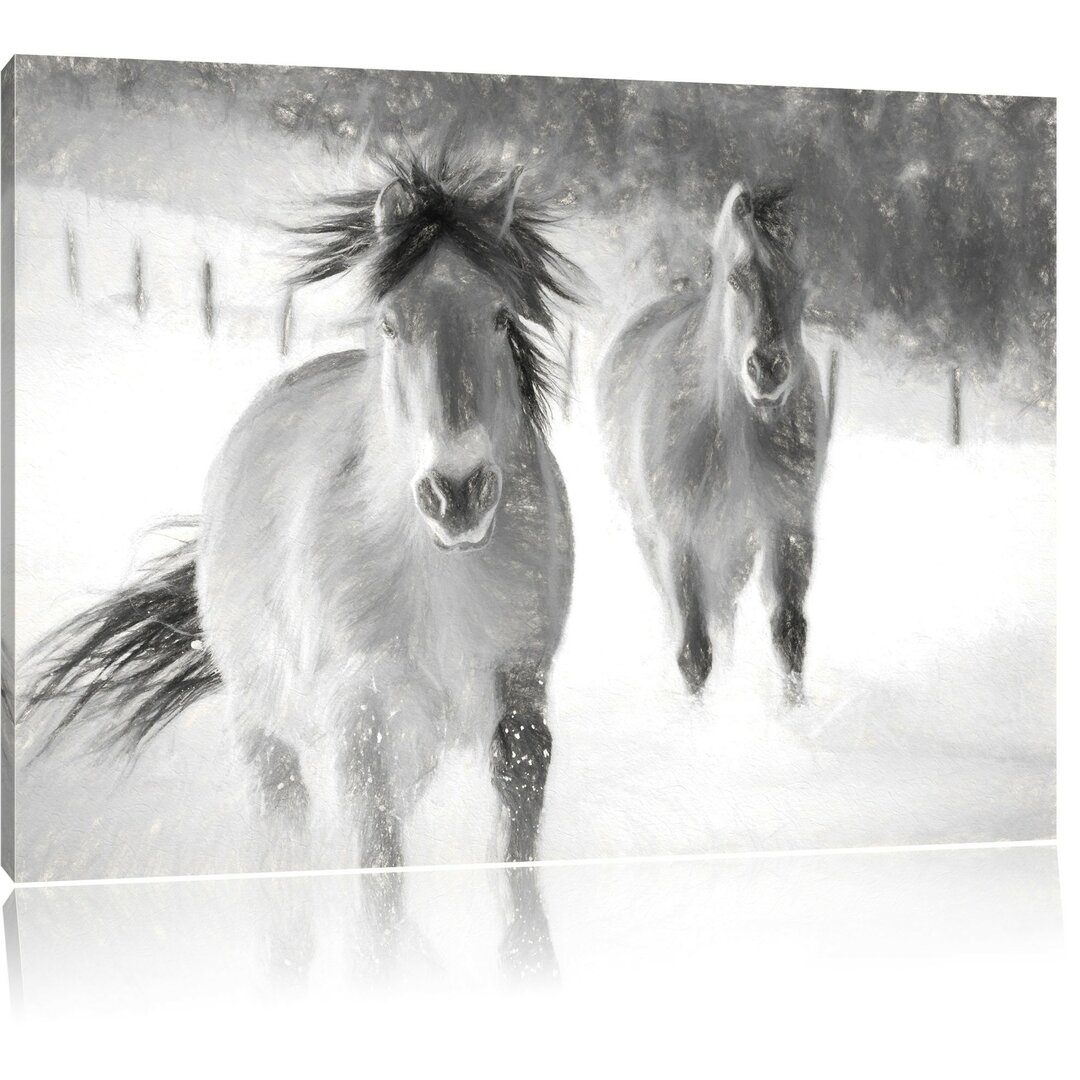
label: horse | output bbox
[23,150,580,870]
[597,182,826,702]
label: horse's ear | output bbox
[486,165,525,240]
[712,182,754,268]
[373,178,413,237]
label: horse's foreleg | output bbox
[339,693,441,870]
[341,721,403,869]
[672,546,712,694]
[766,525,814,703]
[491,664,552,863]
[709,532,757,669]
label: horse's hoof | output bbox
[500,920,560,985]
[678,638,712,696]
[771,607,807,678]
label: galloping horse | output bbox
[25,151,580,868]
[598,183,826,702]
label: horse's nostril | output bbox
[469,465,501,514]
[747,354,761,380]
[415,475,445,520]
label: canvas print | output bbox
[0,57,1055,881]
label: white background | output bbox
[1,3,1078,1075]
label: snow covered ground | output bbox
[10,185,1055,880]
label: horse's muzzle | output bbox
[746,349,790,397]
[414,463,502,551]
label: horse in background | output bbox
[598,182,826,702]
[24,150,580,869]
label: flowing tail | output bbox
[23,527,221,757]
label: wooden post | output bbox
[65,222,80,298]
[951,365,961,446]
[280,290,293,359]
[202,258,215,337]
[133,244,146,318]
[826,348,839,441]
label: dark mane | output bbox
[290,149,581,431]
[739,182,804,321]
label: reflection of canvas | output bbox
[1,56,1055,882]
[5,846,1062,1004]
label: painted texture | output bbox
[4,57,1055,880]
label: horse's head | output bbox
[293,154,577,552]
[373,172,523,550]
[710,182,805,415]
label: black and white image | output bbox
[0,57,1056,881]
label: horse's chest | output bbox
[420,550,540,661]
[689,421,813,531]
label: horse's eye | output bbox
[494,308,511,332]
[380,318,397,339]
[727,271,743,292]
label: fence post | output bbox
[65,222,80,298]
[562,324,576,420]
[951,366,962,446]
[202,258,215,337]
[133,244,147,318]
[826,348,839,440]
